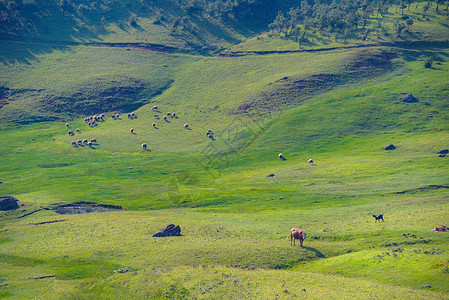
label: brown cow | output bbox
[432,225,447,232]
[288,228,306,247]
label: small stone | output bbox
[384,144,396,150]
[400,93,418,103]
[0,196,19,211]
[152,224,182,237]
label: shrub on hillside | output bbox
[424,57,433,69]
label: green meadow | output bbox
[1,1,449,298]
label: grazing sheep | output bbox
[68,130,74,135]
[77,140,82,144]
[154,114,159,118]
[76,128,80,133]
[83,139,88,144]
[88,122,92,126]
[130,128,134,134]
[66,123,69,128]
[112,115,116,120]
[172,112,176,117]
[127,113,131,119]
[100,113,105,118]
[71,141,77,146]
[84,118,88,123]
[88,142,93,147]
[163,116,167,121]
[131,112,135,117]
[152,123,156,127]
[279,153,284,160]
[152,105,158,110]
[142,143,147,149]
[307,158,313,164]
[184,123,189,128]
[90,138,96,143]
[115,114,119,119]
[167,113,171,117]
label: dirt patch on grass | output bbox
[17,208,51,219]
[32,219,67,226]
[394,185,449,194]
[29,275,55,280]
[37,163,72,168]
[54,202,125,214]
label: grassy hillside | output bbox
[1,0,449,299]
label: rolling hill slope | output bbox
[1,0,449,299]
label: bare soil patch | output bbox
[394,185,449,194]
[54,202,125,214]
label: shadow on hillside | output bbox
[304,246,325,258]
[0,4,136,64]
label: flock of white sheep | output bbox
[66,105,192,151]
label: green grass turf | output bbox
[1,6,449,297]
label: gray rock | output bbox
[0,196,19,211]
[267,174,275,177]
[384,144,396,150]
[400,93,418,103]
[439,154,446,157]
[153,224,182,237]
[437,149,448,154]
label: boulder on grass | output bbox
[400,93,418,103]
[152,224,182,237]
[384,144,396,151]
[437,149,448,154]
[0,196,19,211]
